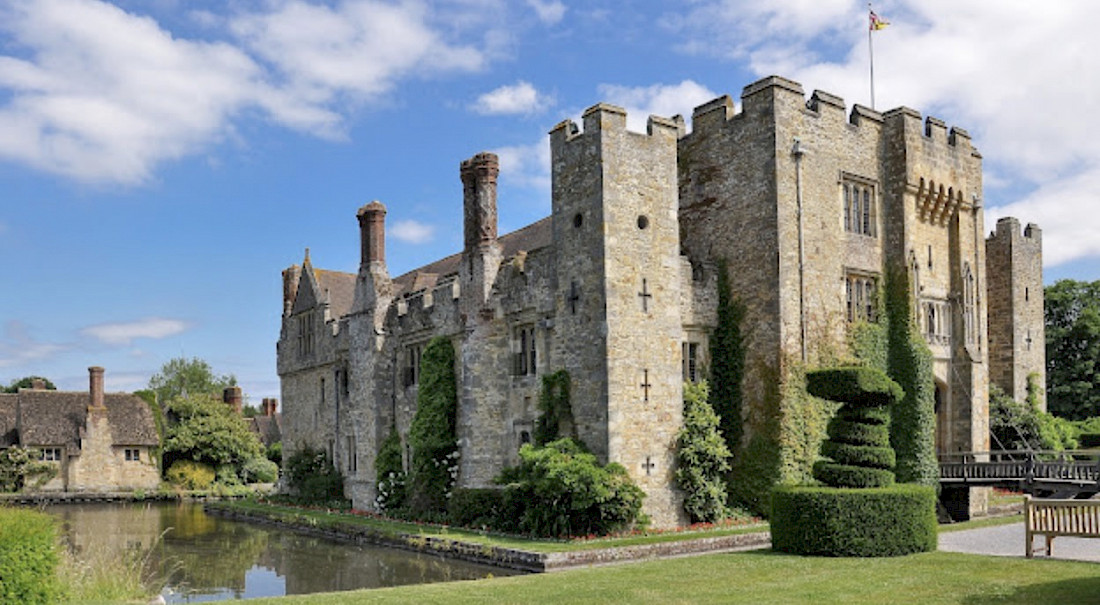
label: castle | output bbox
[277,75,1044,526]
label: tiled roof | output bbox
[314,268,356,319]
[0,394,17,448]
[302,215,554,318]
[391,216,552,297]
[16,391,159,449]
[249,414,282,448]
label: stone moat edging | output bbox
[202,504,772,573]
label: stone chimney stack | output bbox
[357,201,387,269]
[461,152,500,250]
[88,366,105,410]
[223,386,243,414]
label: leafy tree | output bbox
[148,357,236,405]
[676,381,732,523]
[709,261,746,456]
[1045,279,1100,420]
[990,381,1078,452]
[2,376,56,393]
[161,393,263,482]
[407,336,459,517]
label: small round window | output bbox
[573,213,583,228]
[637,215,649,230]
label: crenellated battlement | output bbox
[990,216,1043,246]
[685,76,975,159]
[549,103,680,155]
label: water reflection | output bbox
[45,502,514,602]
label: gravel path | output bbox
[939,522,1100,563]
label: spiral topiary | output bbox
[806,367,903,489]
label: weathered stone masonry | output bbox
[278,75,1043,526]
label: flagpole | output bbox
[868,3,876,110]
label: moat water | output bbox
[43,502,515,602]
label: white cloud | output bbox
[527,0,566,25]
[670,1,1100,269]
[0,321,68,368]
[494,139,549,190]
[596,80,719,132]
[0,0,490,184]
[473,81,551,115]
[81,317,188,345]
[390,219,435,244]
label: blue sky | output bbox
[2,0,1098,401]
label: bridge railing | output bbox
[938,450,1100,485]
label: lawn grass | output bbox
[243,550,1100,605]
[206,500,767,553]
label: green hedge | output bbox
[820,441,896,469]
[805,367,904,408]
[1079,433,1100,449]
[770,484,937,557]
[0,507,62,604]
[447,487,511,529]
[827,419,889,446]
[812,462,896,489]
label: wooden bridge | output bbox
[939,450,1100,499]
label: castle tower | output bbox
[986,217,1045,410]
[550,104,685,527]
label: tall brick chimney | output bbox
[223,386,243,414]
[461,152,500,250]
[357,201,387,268]
[88,366,105,410]
[262,398,278,416]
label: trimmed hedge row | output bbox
[0,507,62,604]
[770,484,937,557]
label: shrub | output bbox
[407,336,459,517]
[447,488,509,529]
[806,367,901,489]
[241,456,279,483]
[266,441,283,465]
[1079,433,1100,449]
[676,381,732,523]
[0,507,62,604]
[165,460,215,490]
[0,446,57,492]
[770,484,937,557]
[496,439,646,538]
[285,445,345,503]
[375,427,406,512]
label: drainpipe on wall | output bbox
[792,138,808,363]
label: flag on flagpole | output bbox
[870,10,890,31]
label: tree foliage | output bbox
[407,336,459,517]
[2,376,56,393]
[676,381,732,523]
[148,357,236,405]
[1045,279,1100,420]
[990,377,1078,451]
[709,261,746,456]
[161,393,263,481]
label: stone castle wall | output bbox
[986,217,1045,410]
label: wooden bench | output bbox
[1024,496,1100,558]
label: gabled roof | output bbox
[16,391,159,450]
[249,414,282,448]
[391,216,553,297]
[295,215,555,319]
[0,394,17,448]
